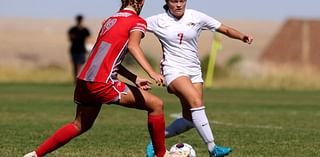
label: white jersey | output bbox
[146,9,221,76]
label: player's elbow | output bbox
[127,44,139,55]
[127,44,134,52]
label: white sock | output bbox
[191,106,216,151]
[165,118,194,138]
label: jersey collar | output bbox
[121,8,137,15]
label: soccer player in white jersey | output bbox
[145,0,253,157]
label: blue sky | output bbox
[0,0,319,21]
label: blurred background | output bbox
[1,0,320,89]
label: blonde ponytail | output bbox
[120,0,143,14]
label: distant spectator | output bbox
[68,14,91,82]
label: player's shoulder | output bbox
[130,13,146,22]
[185,9,206,17]
[126,15,147,32]
[146,11,167,21]
[146,11,174,28]
[146,12,172,24]
[135,16,147,27]
[123,13,147,27]
[69,26,77,31]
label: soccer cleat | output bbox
[210,145,232,157]
[23,151,38,157]
[146,142,155,157]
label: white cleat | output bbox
[23,151,38,157]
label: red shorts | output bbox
[74,79,128,106]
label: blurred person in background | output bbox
[145,0,253,157]
[68,14,91,83]
[23,0,170,156]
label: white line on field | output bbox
[169,113,282,130]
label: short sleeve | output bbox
[68,27,75,35]
[130,18,147,34]
[85,28,90,37]
[195,10,221,31]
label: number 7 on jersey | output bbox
[178,33,184,45]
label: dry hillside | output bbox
[0,18,280,69]
[2,17,294,85]
[261,19,320,70]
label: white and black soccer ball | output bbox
[169,143,196,157]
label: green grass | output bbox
[1,83,320,157]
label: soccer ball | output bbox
[169,143,196,157]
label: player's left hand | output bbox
[242,35,253,44]
[135,76,152,90]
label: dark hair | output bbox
[76,14,83,22]
[163,4,169,11]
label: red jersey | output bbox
[78,9,147,83]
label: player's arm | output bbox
[68,28,75,41]
[217,24,253,44]
[118,64,152,90]
[127,31,164,86]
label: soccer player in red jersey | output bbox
[23,0,168,157]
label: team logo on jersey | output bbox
[100,18,117,36]
[187,22,196,27]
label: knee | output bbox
[150,98,164,114]
[189,98,203,108]
[81,124,94,133]
[73,120,94,133]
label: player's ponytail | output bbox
[163,0,169,11]
[163,4,169,11]
[120,0,144,15]
[120,0,129,10]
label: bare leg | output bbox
[168,76,215,151]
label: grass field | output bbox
[1,83,320,157]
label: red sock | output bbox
[35,123,81,157]
[148,113,166,157]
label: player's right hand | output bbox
[149,72,165,87]
[135,76,152,90]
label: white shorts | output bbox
[162,67,203,86]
